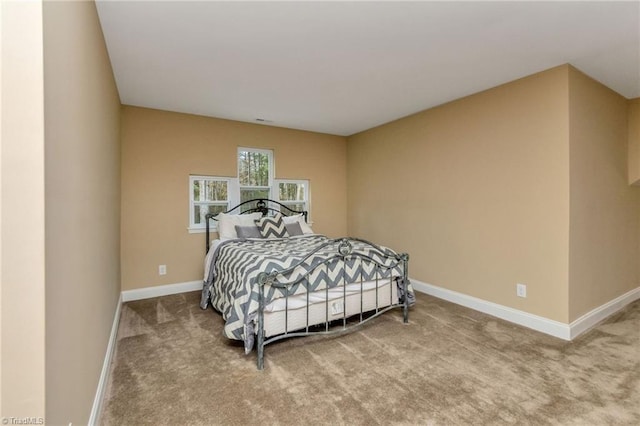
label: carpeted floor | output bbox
[100,291,639,425]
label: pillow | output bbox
[217,212,263,240]
[282,213,314,234]
[285,222,303,236]
[255,213,289,239]
[235,225,263,239]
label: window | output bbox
[189,176,234,231]
[238,148,273,211]
[189,148,311,232]
[275,179,309,214]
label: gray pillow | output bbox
[235,225,263,239]
[285,222,303,236]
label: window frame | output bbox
[237,147,274,205]
[188,175,237,233]
[274,178,310,218]
[188,150,313,233]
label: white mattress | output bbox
[262,279,398,337]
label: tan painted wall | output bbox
[43,1,121,424]
[629,98,640,185]
[568,68,640,321]
[1,2,3,414]
[348,66,571,322]
[0,0,46,418]
[121,107,347,290]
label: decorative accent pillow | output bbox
[285,222,303,236]
[255,213,289,239]
[282,213,314,234]
[235,225,263,239]
[217,212,263,240]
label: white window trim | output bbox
[188,175,238,233]
[188,151,314,233]
[238,146,274,190]
[274,178,310,219]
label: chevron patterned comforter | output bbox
[201,235,412,352]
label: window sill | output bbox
[188,227,217,234]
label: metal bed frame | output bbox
[255,238,409,370]
[204,199,410,370]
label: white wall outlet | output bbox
[516,283,527,298]
[159,264,167,275]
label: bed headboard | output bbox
[204,199,308,252]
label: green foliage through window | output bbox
[193,179,228,201]
[279,182,305,201]
[238,150,270,186]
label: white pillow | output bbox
[282,213,314,234]
[217,212,263,240]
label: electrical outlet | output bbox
[159,264,167,275]
[516,283,527,298]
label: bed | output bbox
[200,199,413,369]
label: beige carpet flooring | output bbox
[100,291,639,425]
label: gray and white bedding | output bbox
[200,234,413,352]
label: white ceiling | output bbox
[96,1,640,136]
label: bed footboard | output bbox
[255,238,411,370]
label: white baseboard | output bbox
[411,279,640,341]
[410,279,572,340]
[89,281,202,423]
[121,280,202,302]
[569,286,640,339]
[88,293,122,426]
